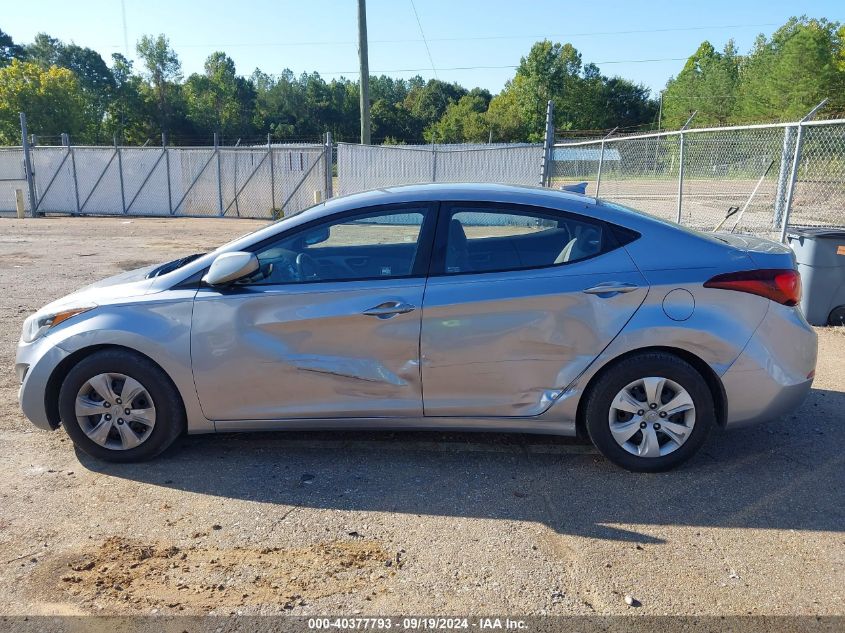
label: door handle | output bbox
[363,301,416,318]
[582,282,640,295]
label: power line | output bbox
[409,0,438,80]
[304,58,691,77]
[137,22,777,49]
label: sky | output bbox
[2,0,843,95]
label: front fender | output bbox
[46,292,212,434]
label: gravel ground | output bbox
[0,217,842,617]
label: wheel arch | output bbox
[575,345,728,438]
[44,344,187,430]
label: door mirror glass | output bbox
[203,251,260,286]
[301,226,330,246]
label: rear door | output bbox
[420,202,648,417]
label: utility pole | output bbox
[657,91,663,132]
[357,0,371,145]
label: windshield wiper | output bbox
[147,253,205,278]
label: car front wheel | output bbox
[584,352,714,472]
[58,349,185,462]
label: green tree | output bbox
[184,52,255,139]
[426,91,492,143]
[0,59,87,143]
[662,41,740,127]
[57,44,115,141]
[737,17,844,121]
[22,34,116,141]
[404,79,467,139]
[512,40,583,140]
[485,40,654,140]
[23,32,62,67]
[0,29,24,66]
[485,77,531,142]
[105,53,150,143]
[136,34,182,138]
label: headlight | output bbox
[21,305,96,343]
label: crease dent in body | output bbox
[287,354,409,386]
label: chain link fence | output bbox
[336,142,544,196]
[1,142,330,219]
[550,119,845,239]
[3,117,843,239]
[0,147,27,214]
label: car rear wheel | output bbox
[584,352,714,472]
[58,349,185,462]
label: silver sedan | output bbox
[15,184,817,471]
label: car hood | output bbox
[37,264,161,316]
[79,263,161,292]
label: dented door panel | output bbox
[420,248,647,417]
[191,279,425,420]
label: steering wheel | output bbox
[295,252,319,281]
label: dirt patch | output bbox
[0,251,38,267]
[48,536,398,612]
[115,259,159,271]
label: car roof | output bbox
[296,182,670,233]
[319,182,598,212]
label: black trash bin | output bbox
[786,227,845,326]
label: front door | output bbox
[420,202,647,417]
[191,204,436,421]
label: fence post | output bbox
[595,126,617,199]
[162,133,173,215]
[540,100,554,186]
[268,133,276,216]
[115,135,126,214]
[15,188,25,218]
[779,100,828,243]
[779,125,807,243]
[325,131,333,199]
[65,133,81,215]
[215,132,223,216]
[232,138,241,217]
[19,113,38,218]
[773,126,796,229]
[596,141,606,198]
[676,111,697,224]
[431,144,437,182]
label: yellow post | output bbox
[15,188,25,219]
[313,190,322,204]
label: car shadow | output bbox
[76,387,845,543]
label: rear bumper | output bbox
[722,303,817,428]
[723,373,813,428]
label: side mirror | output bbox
[202,251,259,286]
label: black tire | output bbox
[828,306,845,327]
[583,352,714,472]
[58,349,185,462]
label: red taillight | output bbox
[704,269,802,306]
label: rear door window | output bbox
[434,204,614,275]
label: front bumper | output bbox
[16,337,71,430]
